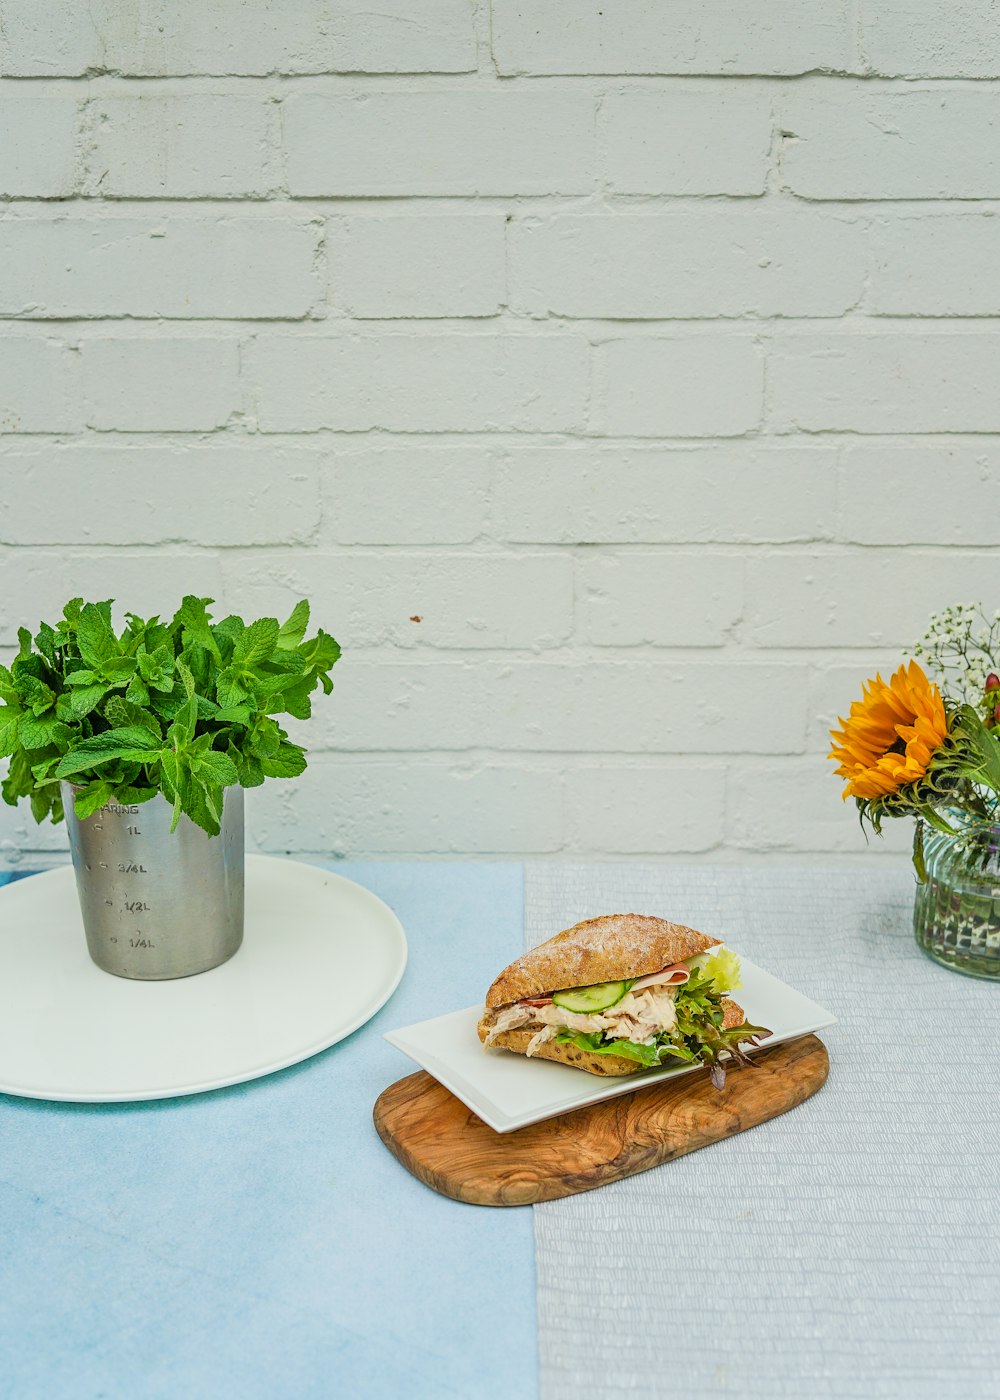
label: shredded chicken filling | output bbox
[485,986,680,1056]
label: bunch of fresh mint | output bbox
[0,596,340,836]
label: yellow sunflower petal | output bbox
[827,661,948,801]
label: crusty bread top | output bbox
[484,913,721,1008]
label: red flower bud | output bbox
[995,701,1000,725]
[987,672,1000,693]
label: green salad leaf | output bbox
[0,596,340,837]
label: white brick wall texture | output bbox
[1,2,998,865]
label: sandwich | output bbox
[477,913,771,1087]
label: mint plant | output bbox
[0,596,340,836]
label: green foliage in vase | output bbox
[0,596,340,837]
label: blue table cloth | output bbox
[0,863,536,1400]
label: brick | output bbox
[869,213,1000,316]
[85,96,276,198]
[81,338,241,431]
[0,0,477,75]
[0,88,78,197]
[223,551,573,649]
[246,334,588,432]
[0,444,319,545]
[780,90,1000,199]
[332,216,506,318]
[492,0,851,74]
[728,756,912,854]
[602,90,773,195]
[580,553,744,646]
[0,552,226,645]
[322,447,488,544]
[597,337,763,437]
[0,337,81,433]
[747,551,998,648]
[248,758,564,855]
[510,209,865,318]
[316,661,809,753]
[862,2,1000,77]
[839,444,1000,545]
[567,763,726,854]
[0,0,100,75]
[491,446,837,543]
[283,93,595,195]
[0,217,320,319]
[770,333,1000,433]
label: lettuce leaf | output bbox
[553,1030,695,1069]
[686,946,742,994]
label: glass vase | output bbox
[913,818,1000,980]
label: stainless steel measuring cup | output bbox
[61,781,245,980]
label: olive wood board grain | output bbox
[373,1033,829,1207]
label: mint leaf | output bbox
[75,602,119,668]
[174,595,222,663]
[0,707,21,758]
[260,742,307,779]
[167,694,198,750]
[55,727,164,778]
[215,704,254,725]
[249,716,281,758]
[277,599,310,651]
[18,714,72,751]
[73,779,117,820]
[215,667,250,711]
[59,684,109,720]
[125,674,151,706]
[104,696,162,737]
[233,617,279,669]
[191,749,239,787]
[34,622,60,666]
[232,748,265,787]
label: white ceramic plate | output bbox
[0,856,407,1102]
[385,956,836,1133]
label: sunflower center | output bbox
[885,736,908,757]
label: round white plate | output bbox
[0,855,407,1102]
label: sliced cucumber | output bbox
[551,979,633,1013]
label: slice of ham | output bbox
[630,963,691,991]
[519,997,553,1007]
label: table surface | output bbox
[0,862,536,1400]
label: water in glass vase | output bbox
[913,817,1000,980]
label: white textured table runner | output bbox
[525,863,1000,1400]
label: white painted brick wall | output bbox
[1,3,998,865]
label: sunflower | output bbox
[829,660,949,801]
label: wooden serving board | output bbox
[374,1034,828,1207]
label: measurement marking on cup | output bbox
[124,900,150,913]
[129,936,155,949]
[118,862,148,874]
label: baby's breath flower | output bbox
[911,600,1000,707]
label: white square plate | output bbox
[384,955,836,1132]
